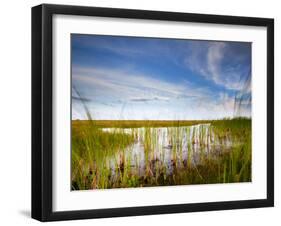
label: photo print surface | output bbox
[71,34,252,190]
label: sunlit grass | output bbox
[71,118,251,190]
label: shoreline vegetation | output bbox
[72,119,213,128]
[71,118,251,190]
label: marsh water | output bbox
[72,119,251,189]
[102,124,233,178]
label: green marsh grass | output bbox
[71,118,251,190]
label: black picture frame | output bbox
[32,3,274,222]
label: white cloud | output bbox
[72,65,251,120]
[185,42,251,92]
[72,66,209,103]
[207,42,226,86]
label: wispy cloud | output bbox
[72,65,220,119]
[72,66,210,103]
[130,97,170,102]
[71,35,251,120]
[185,41,251,92]
[72,65,252,120]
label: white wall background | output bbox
[0,0,279,225]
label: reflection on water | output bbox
[102,124,233,177]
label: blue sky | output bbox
[72,34,251,120]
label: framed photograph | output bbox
[32,4,274,221]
